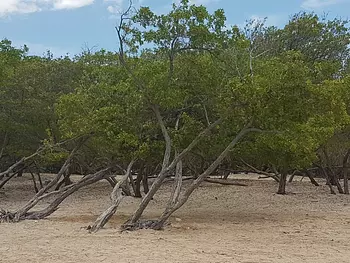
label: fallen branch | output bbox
[240,160,280,182]
[204,178,248,186]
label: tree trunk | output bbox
[152,104,172,171]
[142,171,149,194]
[123,124,262,231]
[88,161,135,232]
[30,171,39,193]
[105,177,117,188]
[55,171,72,190]
[288,171,296,183]
[0,172,17,190]
[323,147,343,193]
[240,159,280,182]
[12,138,88,222]
[328,167,344,194]
[304,169,319,186]
[204,178,248,186]
[125,119,221,225]
[128,172,137,196]
[0,132,8,161]
[321,166,336,194]
[277,172,287,195]
[343,149,350,195]
[23,167,112,221]
[134,172,142,198]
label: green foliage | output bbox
[1,2,350,174]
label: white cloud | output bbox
[0,0,221,18]
[0,0,94,17]
[103,0,146,15]
[104,0,123,14]
[301,0,347,9]
[53,0,94,10]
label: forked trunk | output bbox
[125,119,221,225]
[88,161,135,232]
[124,124,262,231]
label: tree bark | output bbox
[288,171,296,183]
[128,124,262,231]
[323,147,343,193]
[12,137,89,222]
[152,104,171,171]
[134,172,142,198]
[88,160,135,232]
[304,169,319,186]
[23,167,112,221]
[240,159,280,182]
[142,171,149,194]
[125,119,222,225]
[0,132,8,161]
[320,166,336,194]
[204,178,248,186]
[277,172,287,195]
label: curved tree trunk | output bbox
[123,124,263,231]
[125,119,222,225]
[24,167,112,221]
[12,136,89,222]
[88,160,135,233]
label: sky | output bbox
[0,0,350,57]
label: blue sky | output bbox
[1,0,349,57]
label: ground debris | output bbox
[121,220,171,231]
[0,209,15,223]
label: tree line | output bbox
[1,0,350,231]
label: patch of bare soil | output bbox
[1,174,350,263]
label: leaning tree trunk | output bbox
[125,119,222,225]
[277,171,288,195]
[323,148,343,193]
[88,160,135,232]
[122,124,262,231]
[1,167,112,222]
[23,167,112,220]
[11,137,89,222]
[12,155,73,221]
[304,169,319,186]
[320,166,336,195]
[343,149,350,195]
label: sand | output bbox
[0,174,350,263]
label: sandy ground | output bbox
[1,174,350,263]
